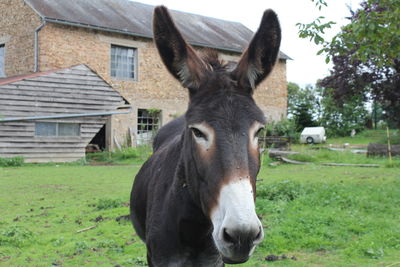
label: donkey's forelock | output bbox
[199,49,228,72]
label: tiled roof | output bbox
[25,0,290,59]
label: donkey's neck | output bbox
[174,139,204,210]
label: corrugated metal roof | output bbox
[24,0,290,59]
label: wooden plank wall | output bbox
[0,65,125,162]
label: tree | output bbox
[287,82,318,131]
[331,0,400,68]
[286,81,369,136]
[298,0,400,127]
[297,0,400,67]
[318,89,369,136]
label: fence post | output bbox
[387,127,392,165]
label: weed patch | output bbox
[258,180,306,201]
[0,156,24,167]
[95,198,124,210]
[86,146,152,165]
[0,226,34,247]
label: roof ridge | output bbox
[23,0,289,57]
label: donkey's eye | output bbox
[255,127,264,139]
[191,127,207,140]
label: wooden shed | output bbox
[0,65,129,162]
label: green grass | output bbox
[285,129,400,167]
[85,146,152,165]
[0,165,146,266]
[327,129,399,145]
[1,163,400,266]
[253,166,400,267]
[286,146,400,166]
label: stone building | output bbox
[0,0,290,150]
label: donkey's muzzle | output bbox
[210,179,264,263]
[219,225,263,263]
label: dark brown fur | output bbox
[130,6,281,266]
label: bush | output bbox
[0,156,24,167]
[264,119,299,143]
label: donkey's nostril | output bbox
[222,226,263,246]
[254,227,263,242]
[223,228,237,244]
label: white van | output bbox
[300,127,327,144]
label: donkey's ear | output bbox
[153,6,208,90]
[232,9,281,94]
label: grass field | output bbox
[277,129,400,168]
[326,129,399,145]
[1,160,399,266]
[285,146,400,167]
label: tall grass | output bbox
[0,156,24,167]
[86,146,152,164]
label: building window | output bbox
[35,122,80,137]
[137,109,161,143]
[0,44,5,78]
[110,45,137,80]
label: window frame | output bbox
[137,109,161,136]
[110,44,138,81]
[0,44,5,78]
[35,122,81,137]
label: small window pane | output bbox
[35,122,57,136]
[136,109,161,145]
[0,45,4,77]
[137,109,161,134]
[58,123,80,136]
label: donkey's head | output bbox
[153,6,281,264]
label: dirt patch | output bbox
[265,254,297,262]
[115,214,130,223]
[40,206,54,210]
[91,215,108,223]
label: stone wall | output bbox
[255,60,288,122]
[0,0,41,76]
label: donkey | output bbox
[130,6,281,266]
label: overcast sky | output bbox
[137,0,361,86]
